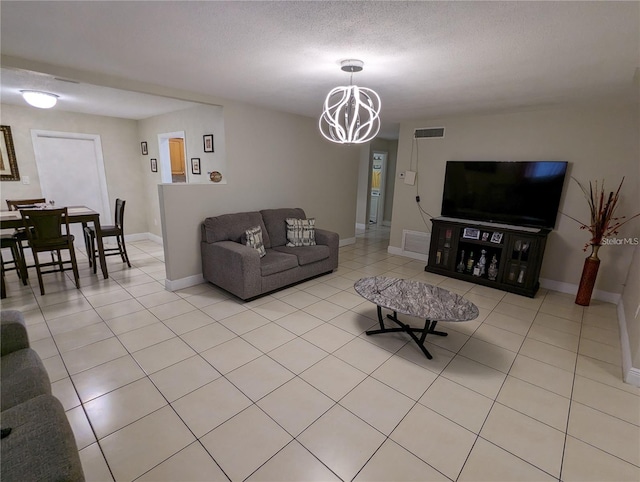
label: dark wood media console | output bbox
[425,217,550,298]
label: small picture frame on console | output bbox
[462,227,480,240]
[490,232,503,243]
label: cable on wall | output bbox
[412,137,435,232]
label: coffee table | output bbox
[354,276,479,359]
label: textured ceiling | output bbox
[0,68,202,119]
[1,1,638,139]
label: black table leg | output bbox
[365,307,448,359]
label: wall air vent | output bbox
[414,127,445,139]
[401,230,430,261]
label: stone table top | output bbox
[354,276,479,322]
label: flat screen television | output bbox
[441,160,568,229]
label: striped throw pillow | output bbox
[285,218,316,247]
[244,225,267,257]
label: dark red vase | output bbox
[575,245,600,306]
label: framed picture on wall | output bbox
[203,134,214,153]
[141,141,148,155]
[0,125,20,181]
[191,158,201,175]
[150,158,157,172]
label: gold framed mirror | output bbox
[0,125,20,181]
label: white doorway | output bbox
[369,151,387,225]
[30,130,111,244]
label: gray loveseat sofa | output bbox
[201,208,339,300]
[1,310,85,481]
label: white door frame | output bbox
[30,129,112,224]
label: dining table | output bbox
[0,205,110,279]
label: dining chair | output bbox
[1,263,5,299]
[84,198,131,274]
[1,234,27,298]
[5,198,47,270]
[6,198,47,211]
[0,234,27,286]
[20,208,80,295]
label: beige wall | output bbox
[392,103,640,382]
[1,98,361,287]
[391,103,639,297]
[159,100,360,283]
[0,103,148,234]
[4,58,636,379]
[138,104,226,237]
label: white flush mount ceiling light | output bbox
[319,59,381,144]
[20,90,59,109]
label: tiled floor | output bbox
[2,227,639,481]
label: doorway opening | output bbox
[158,131,186,183]
[169,138,186,183]
[369,151,387,225]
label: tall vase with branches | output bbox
[565,177,640,306]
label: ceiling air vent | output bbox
[54,77,80,84]
[414,127,445,139]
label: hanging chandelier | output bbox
[319,60,381,145]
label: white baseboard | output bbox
[165,274,205,292]
[144,232,164,245]
[80,232,161,248]
[355,223,391,231]
[617,301,640,387]
[538,278,621,304]
[507,277,637,386]
[340,237,356,247]
[387,246,402,257]
[119,232,163,244]
[624,368,640,387]
[387,245,428,262]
